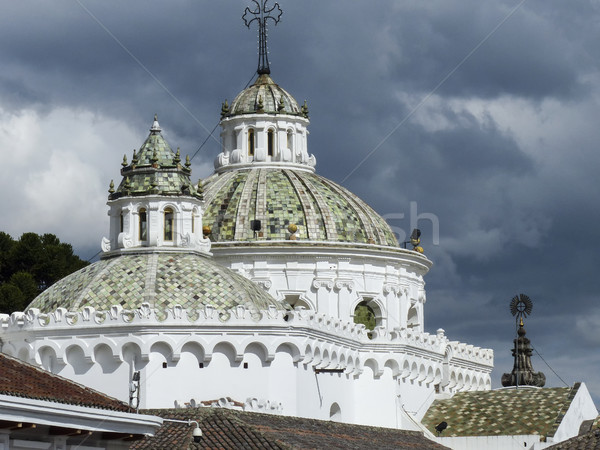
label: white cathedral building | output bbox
[0,6,495,435]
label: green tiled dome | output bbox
[202,168,399,246]
[225,74,306,117]
[27,253,283,313]
[109,116,202,200]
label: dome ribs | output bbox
[282,170,324,241]
[254,169,268,233]
[202,172,235,206]
[318,177,383,245]
[214,172,247,241]
[234,169,260,240]
[143,253,159,307]
[290,171,337,241]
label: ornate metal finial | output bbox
[509,293,533,323]
[501,294,545,388]
[243,0,283,75]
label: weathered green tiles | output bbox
[203,168,399,246]
[421,385,581,438]
[28,253,283,313]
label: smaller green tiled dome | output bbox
[27,253,283,314]
[225,74,307,118]
[109,116,202,200]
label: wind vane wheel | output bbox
[509,293,533,320]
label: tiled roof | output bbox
[422,385,581,439]
[110,117,202,201]
[0,353,129,412]
[131,408,450,449]
[546,420,600,449]
[227,73,303,117]
[27,252,284,313]
[203,168,399,247]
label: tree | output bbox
[0,232,89,314]
[0,284,26,314]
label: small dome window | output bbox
[164,208,175,241]
[139,208,147,242]
[267,129,274,156]
[248,129,255,156]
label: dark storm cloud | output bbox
[1,0,599,400]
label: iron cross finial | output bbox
[243,0,283,75]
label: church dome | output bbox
[27,253,283,313]
[202,168,399,246]
[224,74,307,118]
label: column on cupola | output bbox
[396,286,410,330]
[311,278,334,315]
[335,278,355,323]
[382,283,402,330]
[312,258,336,315]
[146,204,160,247]
[334,258,355,323]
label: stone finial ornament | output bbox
[221,100,230,118]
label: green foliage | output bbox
[0,232,89,314]
[354,303,376,330]
[0,284,26,314]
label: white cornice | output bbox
[0,394,162,435]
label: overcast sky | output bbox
[1,0,599,401]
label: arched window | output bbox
[191,211,195,234]
[267,129,274,156]
[120,212,124,233]
[248,129,255,156]
[164,208,174,241]
[284,294,312,310]
[407,305,419,329]
[330,403,341,420]
[139,208,147,241]
[287,130,293,150]
[353,298,384,336]
[353,301,376,330]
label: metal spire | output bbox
[243,0,283,75]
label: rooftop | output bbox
[421,384,582,439]
[27,252,284,313]
[0,353,128,412]
[131,407,450,449]
[203,168,400,247]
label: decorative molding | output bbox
[383,283,400,295]
[312,278,334,291]
[252,278,273,291]
[334,278,354,291]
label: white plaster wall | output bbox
[437,435,541,450]
[213,244,431,332]
[0,305,493,430]
[551,382,598,444]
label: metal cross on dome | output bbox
[243,0,283,75]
